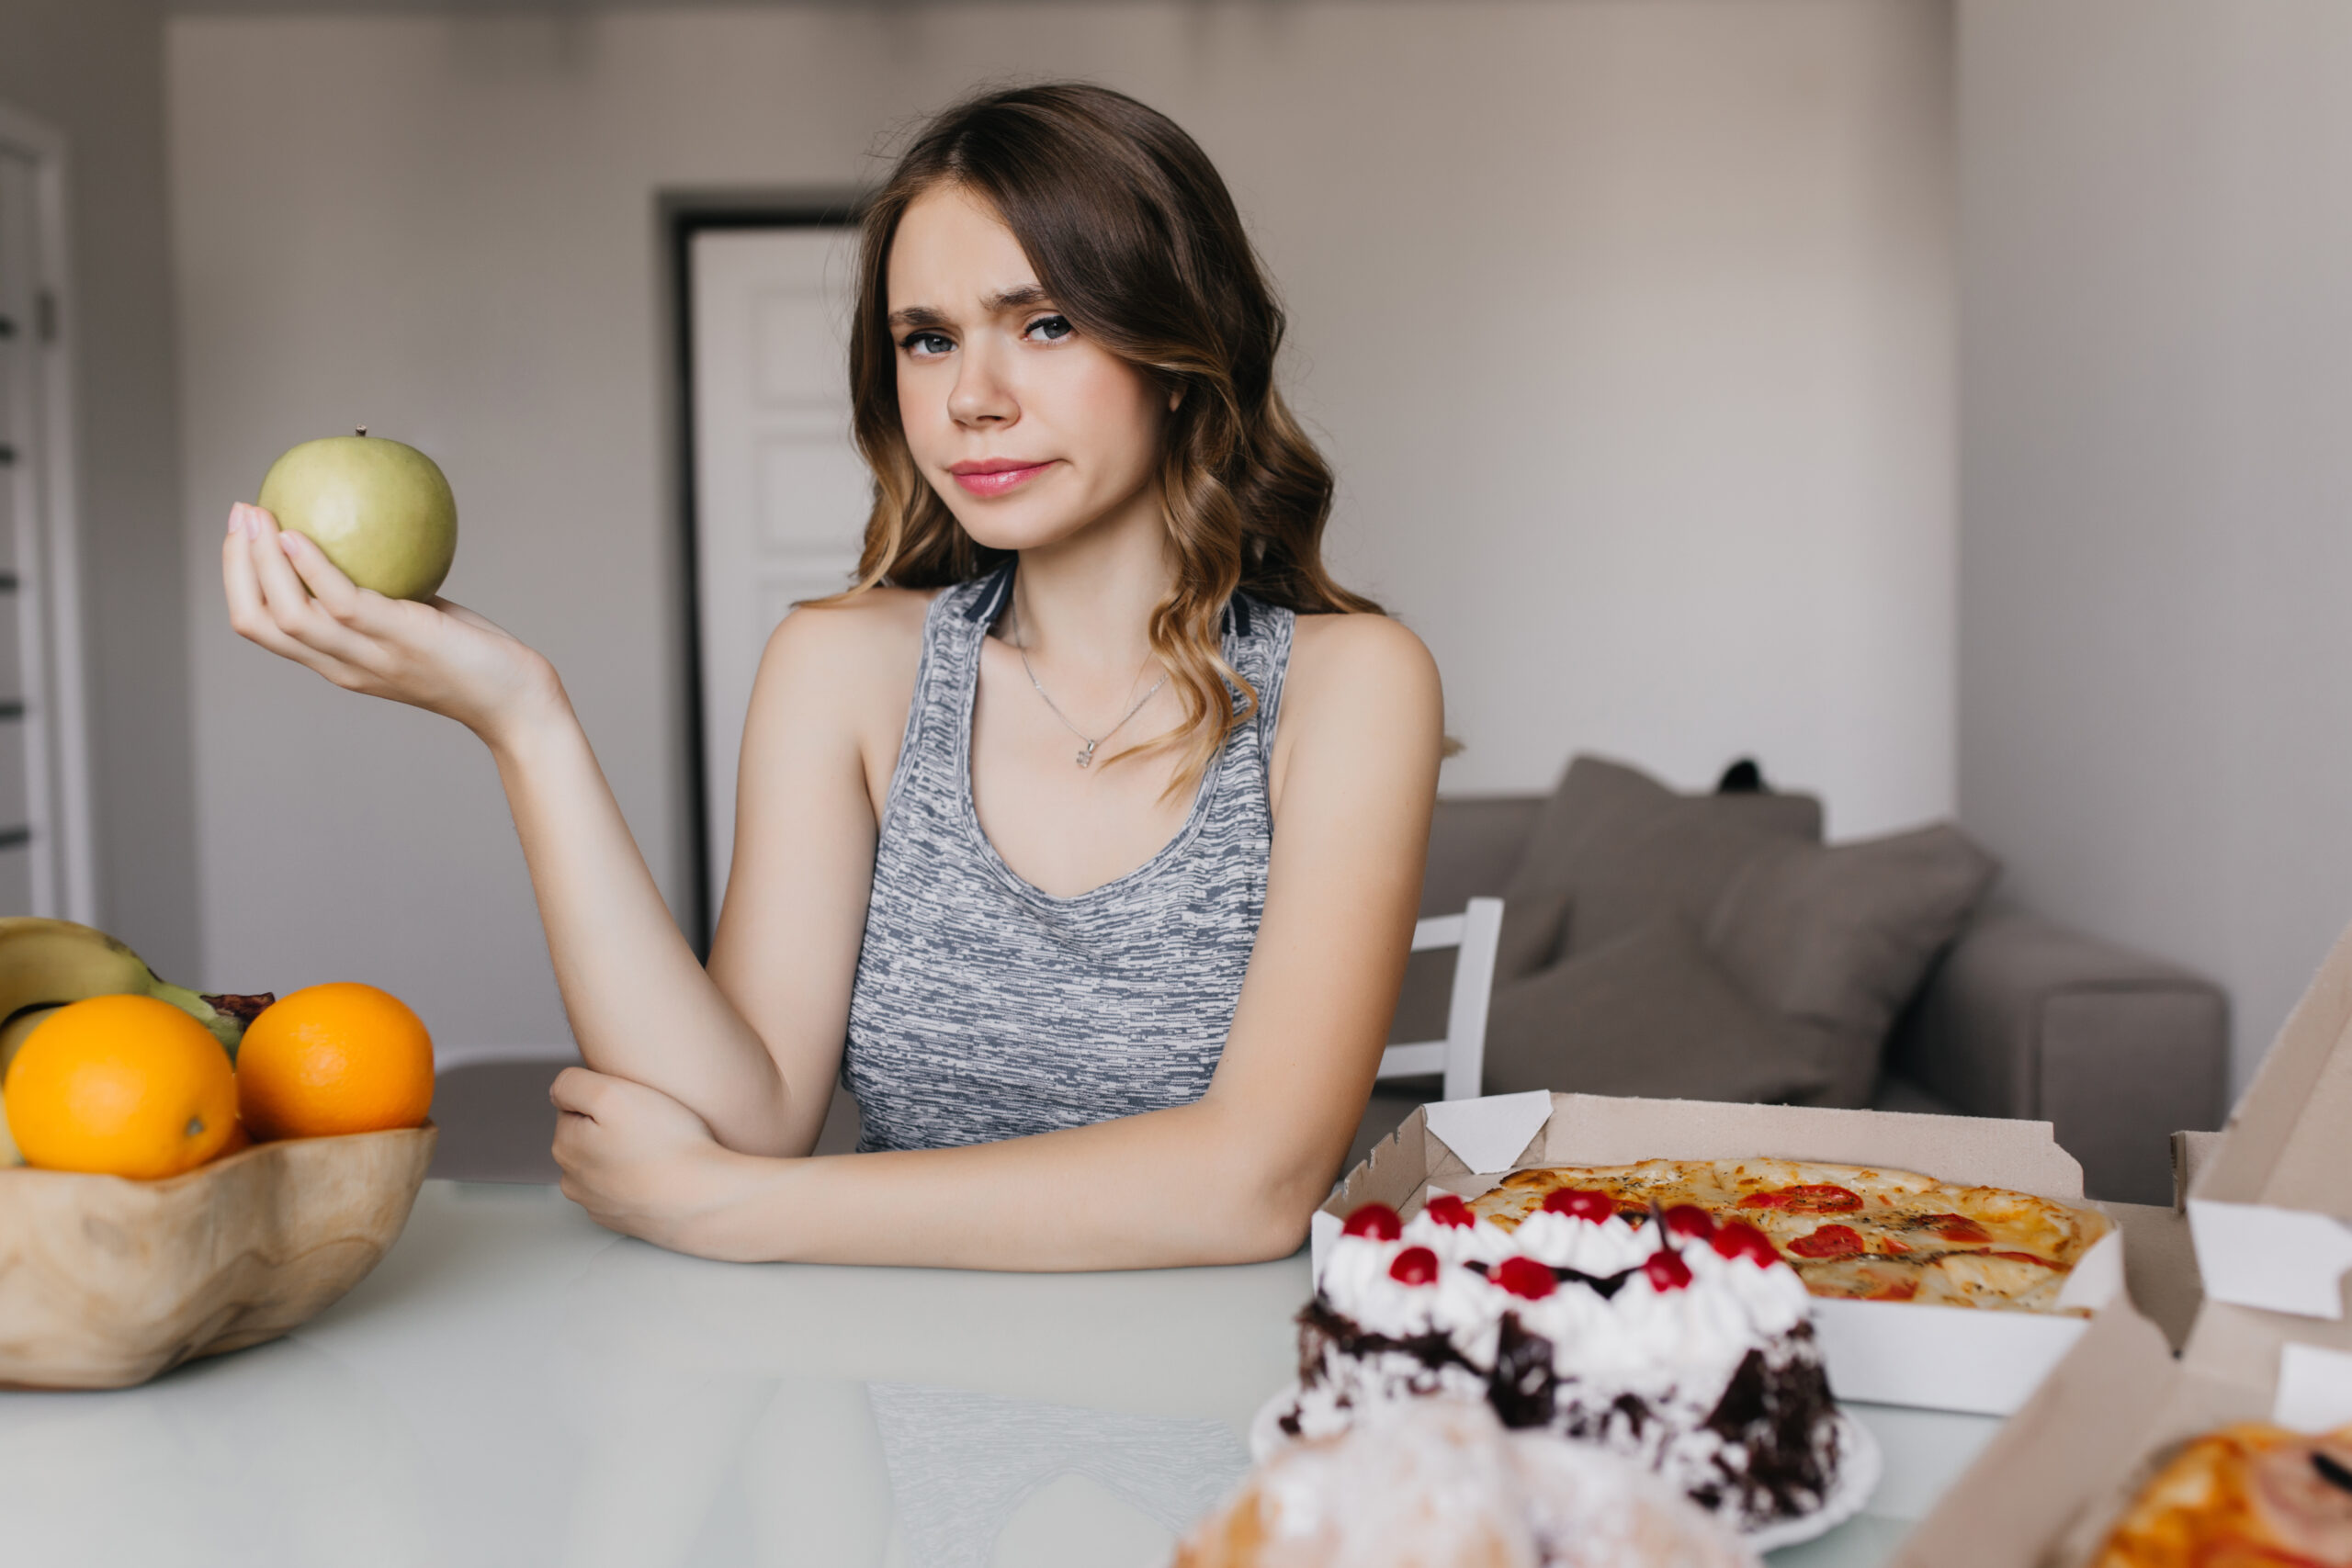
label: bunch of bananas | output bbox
[0,917,269,1167]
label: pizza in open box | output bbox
[2091,1422,2352,1567]
[1466,1157,2109,1313]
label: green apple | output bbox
[256,428,458,601]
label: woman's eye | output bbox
[900,331,954,357]
[1024,314,1075,344]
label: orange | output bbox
[4,994,239,1179]
[236,982,433,1140]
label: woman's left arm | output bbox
[551,613,1443,1268]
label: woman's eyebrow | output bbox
[888,286,1051,332]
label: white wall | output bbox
[0,0,202,982]
[1958,0,2352,1089]
[167,1,1957,1060]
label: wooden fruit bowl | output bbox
[0,1122,435,1389]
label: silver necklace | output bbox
[1007,604,1168,769]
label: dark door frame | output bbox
[660,190,865,954]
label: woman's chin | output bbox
[942,501,1100,557]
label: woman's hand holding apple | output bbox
[222,501,564,747]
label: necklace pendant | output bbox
[1076,741,1096,769]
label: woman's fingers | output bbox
[246,510,380,668]
[223,506,315,656]
[221,503,374,686]
[275,525,371,623]
[550,1066,614,1119]
[221,506,268,633]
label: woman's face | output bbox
[887,182,1169,553]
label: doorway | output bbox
[0,103,94,922]
[676,205,865,943]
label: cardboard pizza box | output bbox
[1887,919,2352,1566]
[1888,1244,2352,1565]
[2186,921,2352,1321]
[1316,1090,2128,1416]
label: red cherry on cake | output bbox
[1643,1249,1695,1292]
[1540,1188,1616,1224]
[1709,1221,1781,1267]
[1662,1203,1717,1240]
[1493,1256,1556,1300]
[1388,1246,1441,1286]
[1344,1203,1404,1241]
[1422,1193,1476,1229]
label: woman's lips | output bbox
[949,461,1054,498]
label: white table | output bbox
[0,1182,1999,1565]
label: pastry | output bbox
[1179,1398,1757,1568]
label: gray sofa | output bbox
[1381,795,2230,1205]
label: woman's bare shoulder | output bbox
[1264,611,1442,836]
[759,586,934,689]
[1283,610,1440,709]
[1267,610,1442,804]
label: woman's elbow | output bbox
[1206,1156,1330,1265]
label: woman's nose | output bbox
[947,342,1016,427]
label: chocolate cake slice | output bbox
[1269,1190,1846,1533]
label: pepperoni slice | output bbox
[1788,1224,1866,1259]
[1738,1184,1865,1215]
[1923,1213,1991,1245]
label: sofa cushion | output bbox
[1495,886,1574,983]
[1485,918,1833,1103]
[1706,825,2001,1107]
[1488,755,1999,1107]
[1504,755,1823,956]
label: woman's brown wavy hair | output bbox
[832,82,1381,789]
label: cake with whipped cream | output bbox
[1275,1190,1842,1530]
[1182,1398,1758,1568]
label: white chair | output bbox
[1377,897,1504,1102]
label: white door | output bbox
[688,226,867,935]
[0,132,91,921]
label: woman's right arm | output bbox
[220,502,882,1156]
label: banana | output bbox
[0,919,275,1169]
[0,918,254,1074]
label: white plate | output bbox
[1247,1385,1882,1551]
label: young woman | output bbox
[221,83,1442,1270]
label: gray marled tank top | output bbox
[843,563,1294,1152]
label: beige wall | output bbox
[1958,0,2352,1089]
[167,2,1957,1060]
[0,0,201,981]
